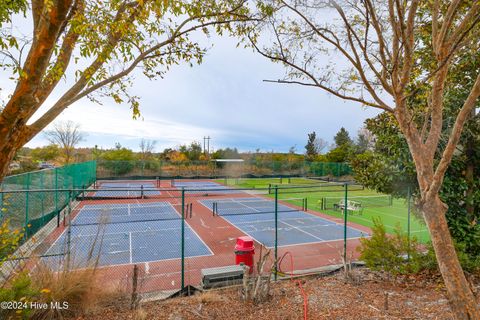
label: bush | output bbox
[0,219,24,264]
[359,218,423,275]
[0,272,40,319]
[420,242,480,274]
[0,217,124,319]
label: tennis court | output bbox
[200,197,367,247]
[94,181,161,197]
[44,202,212,268]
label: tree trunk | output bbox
[422,195,479,319]
[0,124,31,182]
[0,138,21,182]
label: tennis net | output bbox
[70,202,193,226]
[212,198,306,217]
[321,195,393,210]
[75,182,165,200]
[269,182,364,194]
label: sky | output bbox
[2,20,381,154]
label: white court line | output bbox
[199,199,364,247]
[71,227,182,238]
[280,220,325,241]
[85,202,214,256]
[199,198,369,242]
[82,203,171,210]
[363,206,413,221]
[337,208,427,234]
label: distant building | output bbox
[8,162,20,172]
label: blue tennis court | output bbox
[95,182,161,197]
[44,202,212,268]
[173,181,239,194]
[200,198,368,247]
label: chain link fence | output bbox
[0,161,96,240]
[96,160,353,180]
[0,178,426,301]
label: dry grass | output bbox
[195,291,224,304]
[29,263,125,319]
[133,308,148,320]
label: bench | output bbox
[334,199,363,215]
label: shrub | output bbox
[0,219,24,265]
[0,272,40,319]
[420,242,480,274]
[359,218,423,275]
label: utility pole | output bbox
[203,136,206,154]
[207,136,210,157]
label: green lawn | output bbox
[218,177,430,243]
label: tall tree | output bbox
[305,131,318,160]
[44,121,85,164]
[333,127,352,147]
[0,0,252,180]
[139,139,157,161]
[253,1,480,318]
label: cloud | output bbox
[11,32,381,153]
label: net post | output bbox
[343,183,348,264]
[274,186,278,281]
[181,187,185,290]
[407,186,411,261]
[304,197,308,211]
[141,185,144,199]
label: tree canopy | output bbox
[0,0,254,179]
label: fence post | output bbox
[407,186,411,261]
[66,190,73,270]
[181,187,185,290]
[343,183,348,263]
[40,171,45,225]
[55,168,59,227]
[131,264,139,310]
[274,186,278,281]
[25,172,31,239]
